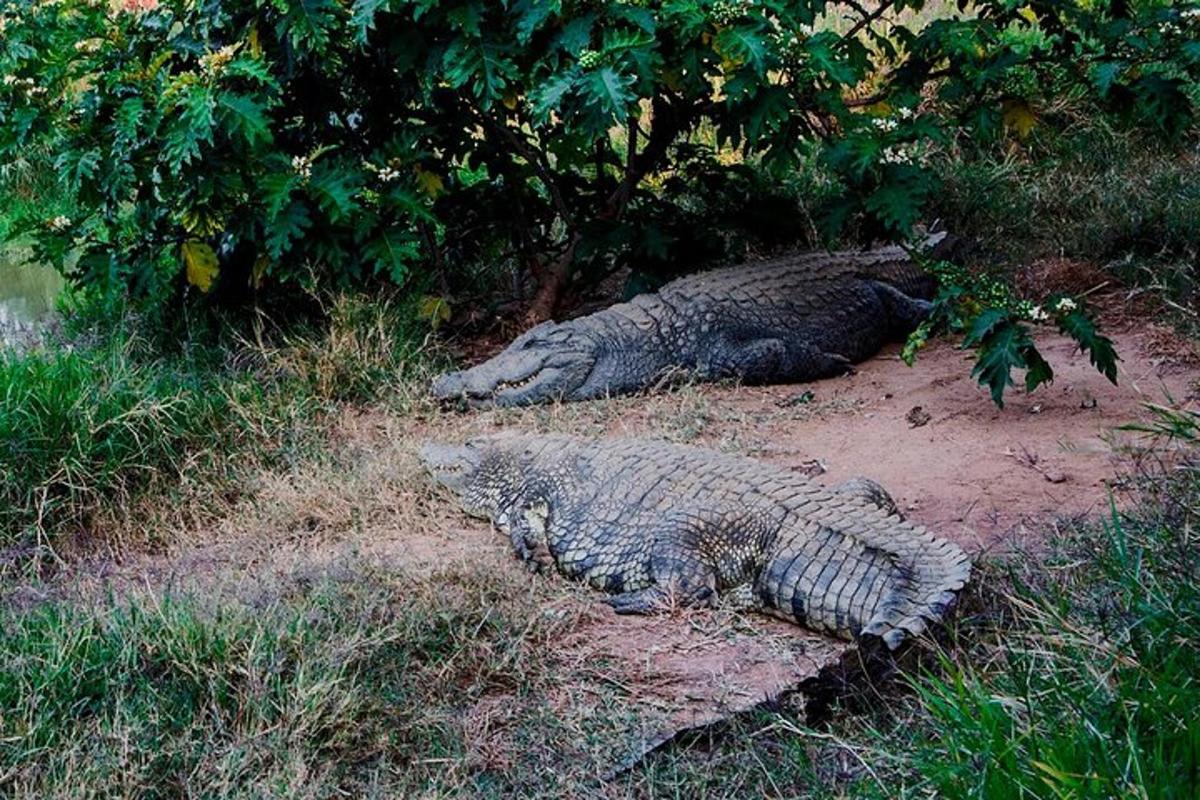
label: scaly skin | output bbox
[420,434,971,650]
[431,238,941,407]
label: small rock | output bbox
[1043,469,1067,484]
[906,406,932,428]
[1080,396,1098,409]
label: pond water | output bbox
[0,245,64,347]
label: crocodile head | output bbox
[431,321,599,407]
[418,436,526,518]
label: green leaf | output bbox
[442,38,517,106]
[308,165,361,222]
[714,25,768,75]
[531,70,577,120]
[740,85,792,145]
[863,167,932,234]
[279,0,340,52]
[265,201,312,259]
[363,228,420,283]
[219,94,271,145]
[350,0,390,44]
[1090,61,1124,96]
[513,0,560,44]
[556,13,595,55]
[580,66,635,126]
[963,307,1009,347]
[1058,309,1119,384]
[261,170,299,221]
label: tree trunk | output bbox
[522,235,580,325]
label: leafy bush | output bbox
[2,0,1197,319]
[903,258,1118,406]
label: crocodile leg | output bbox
[703,338,853,383]
[833,476,900,517]
[870,280,933,337]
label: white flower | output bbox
[880,145,913,165]
[872,117,898,132]
[292,155,312,181]
[47,215,72,231]
[898,107,914,120]
[1027,305,1050,323]
[2,75,15,86]
[1183,7,1200,18]
[1054,297,1077,313]
[377,167,400,183]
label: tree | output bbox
[0,0,1195,398]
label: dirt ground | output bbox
[48,302,1200,774]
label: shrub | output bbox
[2,0,1196,318]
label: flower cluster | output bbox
[363,160,402,183]
[879,144,914,165]
[871,117,898,132]
[578,49,603,70]
[74,38,102,54]
[1020,296,1079,323]
[201,44,239,75]
[711,0,751,25]
[291,155,313,181]
[770,26,813,62]
[2,75,47,96]
[47,215,72,232]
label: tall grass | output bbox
[930,114,1200,307]
[908,496,1200,797]
[0,295,434,554]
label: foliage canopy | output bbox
[0,0,1195,398]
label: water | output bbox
[0,244,64,347]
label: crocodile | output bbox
[432,236,944,407]
[420,434,971,649]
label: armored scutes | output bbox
[420,435,971,649]
[432,237,943,407]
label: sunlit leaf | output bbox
[181,240,219,293]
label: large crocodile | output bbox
[420,435,970,649]
[432,236,944,407]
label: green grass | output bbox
[930,115,1200,309]
[0,294,435,554]
[0,566,575,798]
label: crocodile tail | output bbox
[758,500,971,650]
